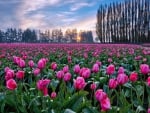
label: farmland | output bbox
[0,43,150,113]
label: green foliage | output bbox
[0,44,150,112]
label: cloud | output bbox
[20,0,61,13]
[62,18,77,22]
[16,0,62,29]
[61,11,75,15]
[56,11,75,18]
[19,14,46,29]
[70,2,95,11]
[60,16,97,38]
[63,0,76,4]
[0,0,99,37]
[0,0,21,4]
[16,0,97,35]
[56,14,66,18]
[68,16,96,30]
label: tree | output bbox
[17,29,23,42]
[87,31,93,43]
[0,30,3,42]
[51,29,63,42]
[96,0,150,43]
[22,29,37,43]
[79,31,93,43]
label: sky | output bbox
[0,0,123,38]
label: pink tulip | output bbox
[95,89,107,102]
[147,77,150,86]
[33,68,40,76]
[51,92,57,99]
[90,83,97,90]
[4,67,10,73]
[82,69,91,79]
[92,63,99,73]
[28,60,34,68]
[37,59,45,69]
[117,52,120,58]
[6,79,17,90]
[129,49,134,55]
[101,97,111,111]
[13,56,20,64]
[63,65,69,73]
[67,51,72,55]
[74,77,86,90]
[143,58,147,62]
[5,69,15,81]
[140,64,149,75]
[135,56,142,60]
[118,67,125,74]
[108,78,118,89]
[18,59,25,68]
[16,70,25,79]
[37,79,50,90]
[13,56,25,68]
[63,72,71,82]
[56,70,64,79]
[51,62,57,70]
[37,58,46,69]
[129,72,138,82]
[37,79,50,96]
[67,56,72,63]
[106,64,115,75]
[23,55,27,60]
[96,60,102,67]
[108,52,113,57]
[83,53,88,59]
[117,73,128,85]
[95,89,111,111]
[80,67,91,79]
[108,58,112,63]
[73,64,80,74]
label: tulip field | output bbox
[0,43,150,113]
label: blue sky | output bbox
[0,0,123,37]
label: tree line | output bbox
[96,0,150,43]
[40,29,93,43]
[0,28,36,43]
[0,28,93,43]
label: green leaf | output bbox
[124,89,130,98]
[99,77,108,84]
[123,83,133,89]
[103,84,109,94]
[135,85,144,96]
[135,106,145,113]
[63,91,88,110]
[82,107,99,113]
[64,109,76,113]
[1,102,5,113]
[50,79,59,90]
[0,92,5,101]
[28,96,41,109]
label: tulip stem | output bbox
[114,89,119,107]
[42,96,46,112]
[14,90,20,113]
[91,90,93,102]
[131,87,133,110]
[142,81,145,106]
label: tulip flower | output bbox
[6,79,17,90]
[74,77,86,90]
